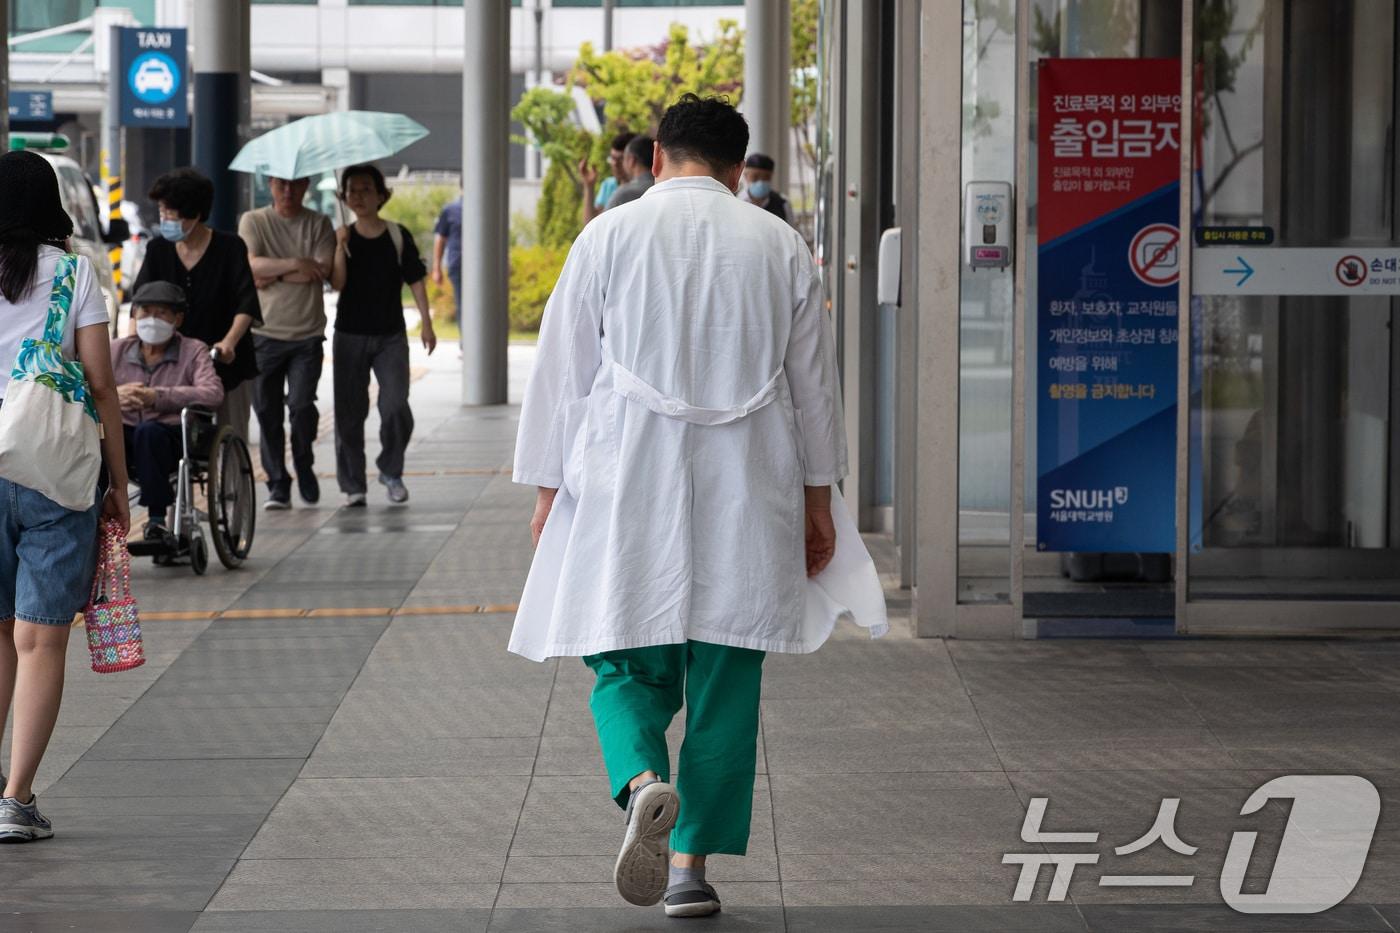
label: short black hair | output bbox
[340,163,389,201]
[610,131,637,152]
[656,94,748,173]
[625,135,654,171]
[149,167,215,222]
[745,152,776,171]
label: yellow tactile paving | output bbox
[130,604,520,623]
[393,604,482,616]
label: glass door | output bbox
[1183,0,1400,630]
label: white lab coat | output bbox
[510,175,887,662]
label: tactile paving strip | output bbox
[139,603,520,622]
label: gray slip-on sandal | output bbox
[664,880,722,918]
[614,779,681,906]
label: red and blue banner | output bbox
[1037,59,1181,552]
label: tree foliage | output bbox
[569,19,744,173]
[511,86,591,181]
[508,13,823,330]
[511,87,592,249]
[573,21,744,142]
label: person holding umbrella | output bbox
[228,111,429,510]
[329,164,436,507]
[238,177,334,510]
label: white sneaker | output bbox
[263,495,290,511]
[343,493,367,508]
[613,780,680,907]
[0,795,53,842]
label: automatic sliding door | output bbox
[1187,0,1400,616]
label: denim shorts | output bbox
[0,477,99,625]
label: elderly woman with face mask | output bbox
[110,281,224,542]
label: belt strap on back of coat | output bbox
[610,362,784,426]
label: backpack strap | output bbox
[386,222,404,267]
[42,253,80,345]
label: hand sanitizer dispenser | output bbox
[965,181,1013,270]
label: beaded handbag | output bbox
[84,520,145,673]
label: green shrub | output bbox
[510,244,569,332]
[537,159,583,249]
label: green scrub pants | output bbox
[584,640,765,856]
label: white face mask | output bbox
[136,317,176,345]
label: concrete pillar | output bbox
[603,0,615,51]
[323,68,351,112]
[743,0,790,187]
[461,0,510,406]
[194,0,250,232]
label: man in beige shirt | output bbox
[238,176,335,509]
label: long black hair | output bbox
[0,151,75,304]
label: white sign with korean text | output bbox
[1194,248,1400,296]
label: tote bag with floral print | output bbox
[0,253,102,511]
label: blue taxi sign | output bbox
[118,27,189,128]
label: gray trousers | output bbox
[333,330,414,495]
[252,335,325,497]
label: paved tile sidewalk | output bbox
[2,347,1400,932]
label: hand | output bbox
[804,505,836,578]
[294,257,326,282]
[212,340,236,364]
[102,484,131,535]
[431,267,444,287]
[578,158,598,187]
[420,321,438,355]
[530,487,558,548]
[116,383,151,411]
[254,275,277,289]
[335,225,351,247]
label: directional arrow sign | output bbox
[1193,248,1400,296]
[1223,256,1254,288]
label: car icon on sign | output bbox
[133,59,175,97]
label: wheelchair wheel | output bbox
[190,534,208,576]
[205,426,256,569]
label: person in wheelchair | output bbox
[111,281,224,542]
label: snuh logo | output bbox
[1049,486,1129,509]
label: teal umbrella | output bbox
[229,110,429,179]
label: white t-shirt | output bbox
[0,247,110,399]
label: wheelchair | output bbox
[127,406,257,575]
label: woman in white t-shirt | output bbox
[0,150,128,843]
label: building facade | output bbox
[819,0,1400,637]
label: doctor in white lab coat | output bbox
[512,94,886,918]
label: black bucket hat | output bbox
[131,280,188,312]
[0,150,74,244]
